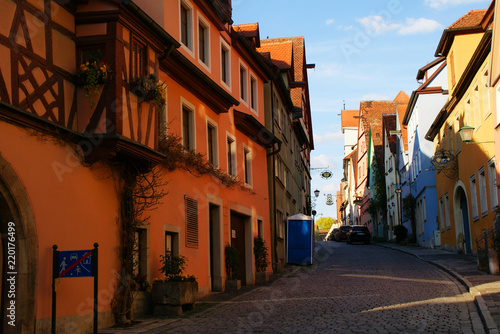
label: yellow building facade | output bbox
[427,6,497,253]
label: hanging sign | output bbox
[321,170,333,179]
[326,194,334,206]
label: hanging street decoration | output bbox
[320,170,333,179]
[326,194,334,206]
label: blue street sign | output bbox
[58,250,93,278]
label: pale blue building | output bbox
[403,58,448,247]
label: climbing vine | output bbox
[110,132,252,324]
[367,160,386,219]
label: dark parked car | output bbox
[347,225,371,244]
[335,225,351,241]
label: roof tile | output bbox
[341,109,359,128]
[449,9,486,29]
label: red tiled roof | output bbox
[233,23,259,38]
[341,109,359,128]
[393,90,409,103]
[257,40,293,70]
[262,36,305,81]
[359,92,409,149]
[449,9,486,29]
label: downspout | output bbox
[269,80,278,273]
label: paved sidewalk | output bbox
[377,243,500,334]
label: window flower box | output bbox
[130,74,166,107]
[75,60,110,107]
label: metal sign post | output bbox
[51,243,99,334]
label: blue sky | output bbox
[232,0,492,219]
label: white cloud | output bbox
[326,18,335,26]
[311,154,335,169]
[424,0,488,9]
[398,18,442,35]
[357,15,441,36]
[357,15,400,35]
[314,131,344,145]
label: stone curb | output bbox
[376,243,499,334]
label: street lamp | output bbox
[458,125,474,143]
[314,189,320,198]
[459,125,494,144]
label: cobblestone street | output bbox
[141,242,485,334]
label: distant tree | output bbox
[316,217,335,230]
[367,160,386,219]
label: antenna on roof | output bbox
[343,100,345,110]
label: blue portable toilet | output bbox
[286,214,314,265]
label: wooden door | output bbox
[230,213,246,285]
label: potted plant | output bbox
[253,236,270,284]
[130,74,166,107]
[75,59,109,107]
[151,254,198,316]
[224,244,240,292]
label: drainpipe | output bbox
[269,80,278,273]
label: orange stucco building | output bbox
[0,0,313,333]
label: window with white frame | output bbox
[444,193,451,229]
[479,166,488,217]
[465,96,472,127]
[489,158,498,211]
[439,197,445,231]
[239,63,248,103]
[221,39,230,87]
[454,116,461,153]
[131,39,146,79]
[165,231,179,257]
[482,67,491,118]
[243,146,252,186]
[133,228,148,278]
[227,134,236,176]
[207,119,218,166]
[198,16,210,67]
[447,124,453,152]
[250,75,257,113]
[473,84,481,128]
[182,102,195,151]
[276,210,284,239]
[418,149,422,173]
[180,1,193,52]
[470,173,479,221]
[416,201,421,235]
[422,196,427,223]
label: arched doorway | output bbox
[454,185,472,254]
[0,155,37,333]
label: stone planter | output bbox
[225,279,241,293]
[489,249,500,275]
[131,290,152,319]
[255,271,268,285]
[152,281,198,316]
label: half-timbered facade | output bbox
[0,0,297,332]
